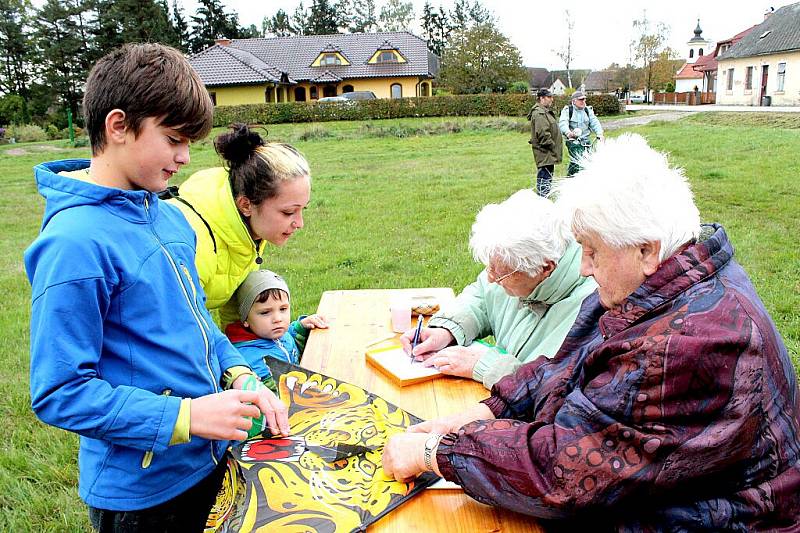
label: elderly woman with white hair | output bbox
[399,189,596,389]
[383,134,800,530]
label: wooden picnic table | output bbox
[302,288,544,533]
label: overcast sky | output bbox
[179,0,787,69]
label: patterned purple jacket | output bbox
[437,225,800,531]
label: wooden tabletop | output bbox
[302,288,543,533]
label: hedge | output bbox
[212,93,621,126]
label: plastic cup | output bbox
[389,298,412,333]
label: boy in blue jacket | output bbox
[24,43,289,533]
[225,270,328,392]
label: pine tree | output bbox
[348,0,376,33]
[0,0,34,98]
[378,0,414,32]
[420,1,449,57]
[189,0,239,52]
[266,9,293,37]
[291,2,310,36]
[307,0,340,35]
[34,0,89,119]
[172,0,190,51]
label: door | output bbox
[760,65,769,100]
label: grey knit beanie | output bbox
[235,270,290,322]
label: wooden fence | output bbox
[653,91,716,105]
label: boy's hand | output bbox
[300,314,328,329]
[190,389,269,441]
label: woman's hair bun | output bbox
[214,123,266,166]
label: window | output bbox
[699,48,703,56]
[294,87,306,102]
[322,85,336,97]
[745,66,753,90]
[689,49,694,58]
[377,51,397,63]
[320,53,341,66]
[726,68,734,90]
[390,83,402,99]
[265,86,275,102]
[342,85,354,93]
[777,62,786,91]
[759,30,771,39]
[277,87,284,103]
[208,91,216,106]
[420,82,430,97]
[310,86,318,99]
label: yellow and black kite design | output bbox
[206,361,437,533]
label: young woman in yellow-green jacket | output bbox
[169,124,311,327]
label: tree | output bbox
[0,0,34,100]
[172,0,190,51]
[449,0,491,29]
[420,1,449,57]
[650,48,682,91]
[291,2,310,36]
[553,10,575,88]
[189,0,240,53]
[378,0,414,32]
[347,0,377,33]
[35,0,91,120]
[265,8,293,37]
[439,22,526,94]
[307,0,340,35]
[631,11,669,103]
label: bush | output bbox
[6,123,47,143]
[508,81,530,94]
[213,93,621,126]
[46,124,61,140]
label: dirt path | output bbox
[602,111,699,131]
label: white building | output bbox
[674,20,711,93]
[716,3,800,106]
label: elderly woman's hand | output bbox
[382,432,437,481]
[399,326,454,359]
[407,403,495,435]
[422,344,487,378]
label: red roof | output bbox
[692,25,758,73]
[676,62,704,79]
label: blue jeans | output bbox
[536,165,554,197]
[88,456,228,533]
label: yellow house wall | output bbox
[213,85,268,106]
[716,51,800,106]
[296,76,426,99]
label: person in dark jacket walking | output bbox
[527,88,562,197]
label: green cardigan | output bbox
[428,241,596,389]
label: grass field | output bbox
[0,112,798,531]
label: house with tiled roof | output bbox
[189,32,439,106]
[716,2,800,106]
[692,25,757,97]
[584,69,621,95]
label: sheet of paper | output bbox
[368,346,442,381]
[427,478,462,490]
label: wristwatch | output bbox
[423,434,443,471]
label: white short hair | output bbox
[469,189,574,275]
[554,133,700,261]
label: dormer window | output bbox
[311,46,350,67]
[377,51,398,63]
[320,53,341,66]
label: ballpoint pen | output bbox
[410,317,423,363]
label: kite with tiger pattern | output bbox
[205,360,438,533]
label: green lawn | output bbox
[0,113,798,531]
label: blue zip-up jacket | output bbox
[224,319,306,380]
[24,159,249,511]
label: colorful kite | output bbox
[205,360,438,533]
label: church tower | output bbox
[686,19,711,64]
